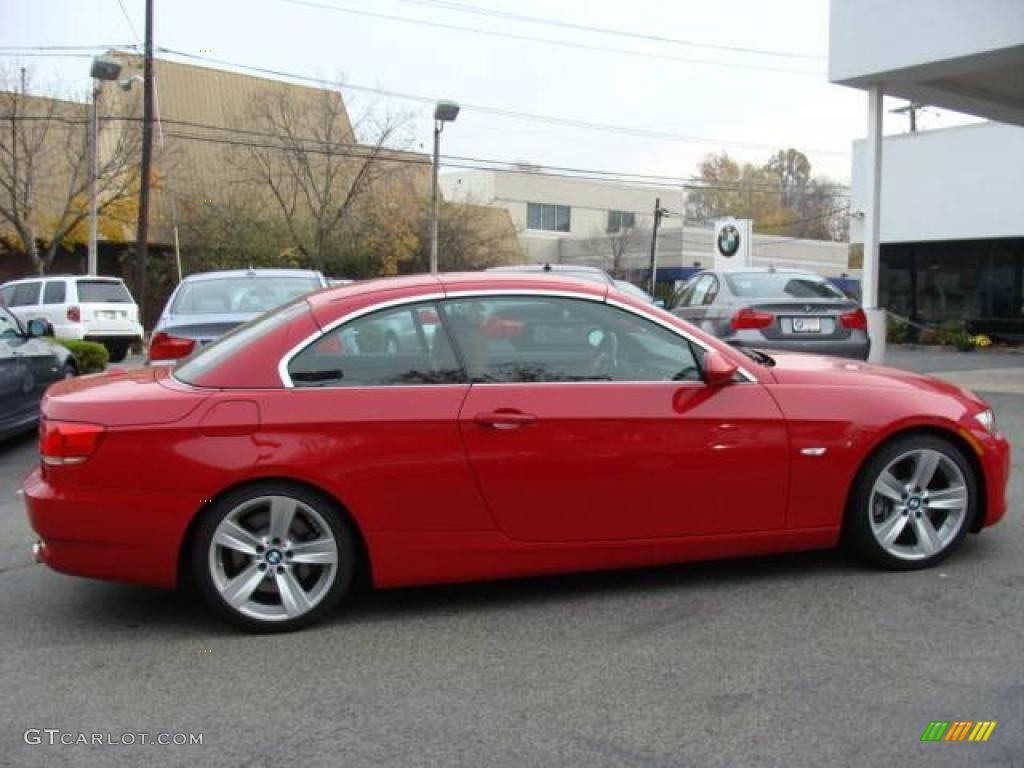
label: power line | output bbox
[377,0,826,61]
[273,0,825,76]
[1,110,849,196]
[133,114,849,192]
[154,47,851,158]
[115,0,144,46]
[0,44,133,51]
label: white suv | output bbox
[0,275,144,362]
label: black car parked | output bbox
[0,306,76,440]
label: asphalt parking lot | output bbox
[1,349,1021,767]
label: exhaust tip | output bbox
[32,540,44,563]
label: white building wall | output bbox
[849,121,1024,244]
[829,0,1024,84]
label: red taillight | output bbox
[149,331,196,361]
[731,308,774,330]
[67,306,80,322]
[840,308,868,330]
[39,419,105,465]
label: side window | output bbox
[43,281,67,305]
[287,302,464,388]
[687,275,713,307]
[0,285,13,306]
[441,296,701,383]
[671,278,697,309]
[0,308,20,338]
[8,282,41,307]
[702,275,720,305]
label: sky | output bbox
[2,0,981,187]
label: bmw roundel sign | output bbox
[717,224,741,258]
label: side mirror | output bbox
[703,349,738,386]
[26,318,53,338]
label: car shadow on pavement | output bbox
[335,547,860,626]
[50,535,1000,634]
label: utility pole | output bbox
[135,0,155,320]
[648,198,669,296]
[890,101,925,133]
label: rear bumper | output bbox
[730,337,870,361]
[23,467,201,589]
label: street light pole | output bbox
[87,81,100,276]
[430,120,442,275]
[86,55,123,276]
[429,100,460,275]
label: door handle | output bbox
[474,410,537,430]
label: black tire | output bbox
[192,482,355,632]
[845,434,977,570]
[106,344,128,363]
[62,361,77,379]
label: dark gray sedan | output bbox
[0,306,76,440]
[670,268,870,360]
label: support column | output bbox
[863,85,886,362]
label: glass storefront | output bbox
[880,238,1024,339]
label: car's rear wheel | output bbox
[192,483,354,631]
[846,435,977,569]
[62,362,76,379]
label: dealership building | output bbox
[830,0,1024,354]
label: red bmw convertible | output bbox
[24,273,1010,631]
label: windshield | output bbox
[76,280,133,303]
[171,276,321,315]
[725,272,845,300]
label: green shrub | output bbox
[934,319,964,346]
[54,338,110,374]
[886,317,909,344]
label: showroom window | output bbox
[526,203,571,232]
[441,296,701,383]
[287,302,464,387]
[607,210,636,233]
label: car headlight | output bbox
[974,409,996,433]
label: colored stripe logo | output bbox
[921,721,996,742]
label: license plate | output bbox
[791,317,821,333]
[97,310,124,320]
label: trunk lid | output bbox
[740,298,860,340]
[42,367,208,426]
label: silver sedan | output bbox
[670,268,870,360]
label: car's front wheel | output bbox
[846,435,977,569]
[192,483,355,631]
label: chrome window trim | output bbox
[278,288,755,388]
[277,292,446,388]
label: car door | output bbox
[446,294,789,543]
[278,299,492,533]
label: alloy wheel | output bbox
[868,448,969,561]
[208,495,340,622]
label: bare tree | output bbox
[233,83,406,272]
[0,69,141,274]
[581,222,651,278]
